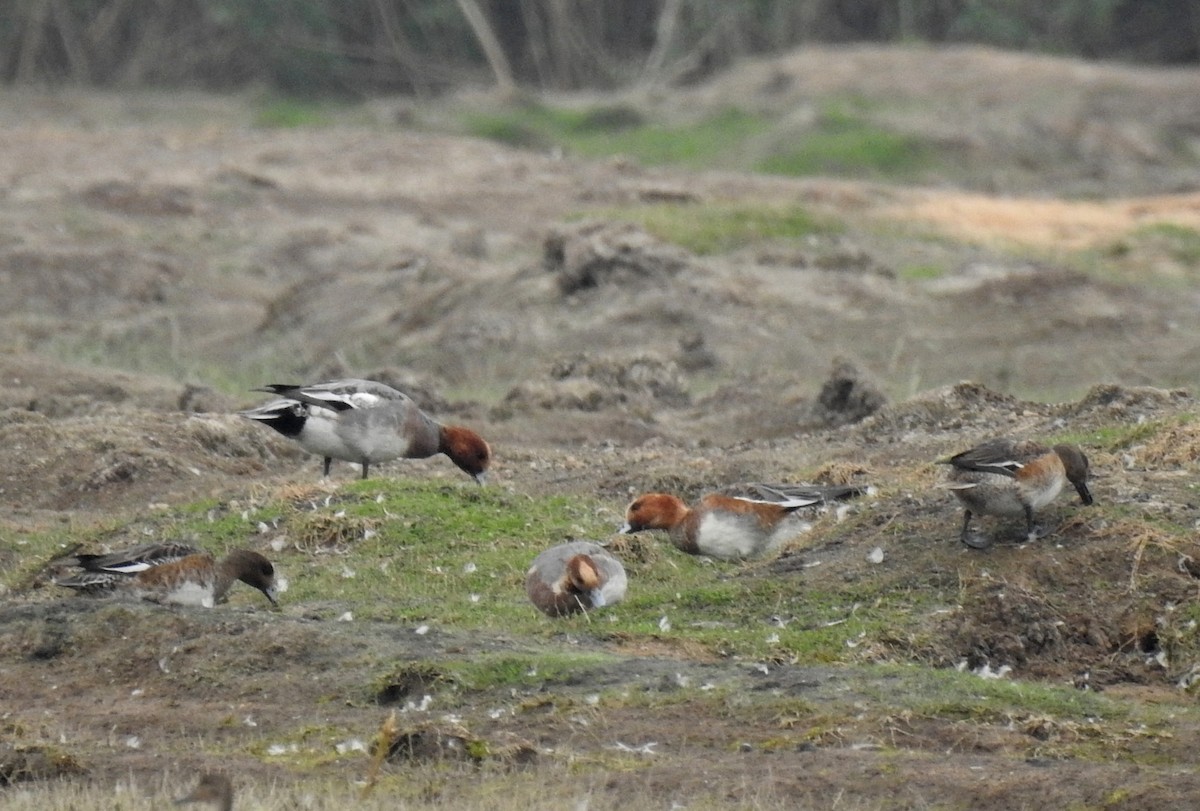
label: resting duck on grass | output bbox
[239,378,491,483]
[56,542,281,608]
[940,437,1093,549]
[526,541,627,617]
[620,483,866,561]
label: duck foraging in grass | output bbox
[240,378,491,483]
[940,437,1093,549]
[56,543,282,608]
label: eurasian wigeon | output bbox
[239,378,405,477]
[526,541,627,617]
[175,771,234,810]
[620,484,864,560]
[57,545,281,607]
[940,437,1094,549]
[240,379,491,482]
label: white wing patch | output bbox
[729,494,821,509]
[989,459,1024,473]
[101,561,156,574]
[345,391,384,409]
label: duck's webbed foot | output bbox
[959,510,993,549]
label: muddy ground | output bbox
[2,45,1200,809]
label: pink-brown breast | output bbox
[132,553,217,603]
[1012,450,1067,508]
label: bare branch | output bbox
[455,0,516,96]
[641,0,683,83]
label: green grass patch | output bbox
[14,477,948,666]
[465,102,647,148]
[463,98,935,182]
[254,98,336,128]
[1071,221,1200,286]
[575,108,769,167]
[882,665,1125,722]
[1128,222,1200,265]
[465,103,771,168]
[8,473,968,672]
[1058,418,1173,452]
[597,201,840,255]
[897,263,947,281]
[756,102,933,180]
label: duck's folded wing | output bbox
[69,541,202,574]
[56,570,125,594]
[726,482,867,506]
[254,380,410,413]
[238,398,301,420]
[946,439,1039,477]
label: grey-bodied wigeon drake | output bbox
[619,484,864,560]
[175,771,234,810]
[239,378,406,478]
[526,541,627,617]
[56,544,281,607]
[940,437,1094,549]
[240,378,491,482]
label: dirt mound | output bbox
[1065,383,1194,422]
[0,407,293,512]
[806,358,888,427]
[0,350,237,417]
[544,221,689,295]
[854,380,1040,441]
[497,352,689,415]
[936,521,1200,688]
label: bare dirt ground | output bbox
[3,45,1200,809]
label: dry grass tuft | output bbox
[1119,521,1200,593]
[273,480,339,506]
[0,744,86,785]
[290,511,380,553]
[360,710,397,800]
[603,532,661,566]
[1131,421,1200,469]
[377,720,535,768]
[806,461,872,486]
